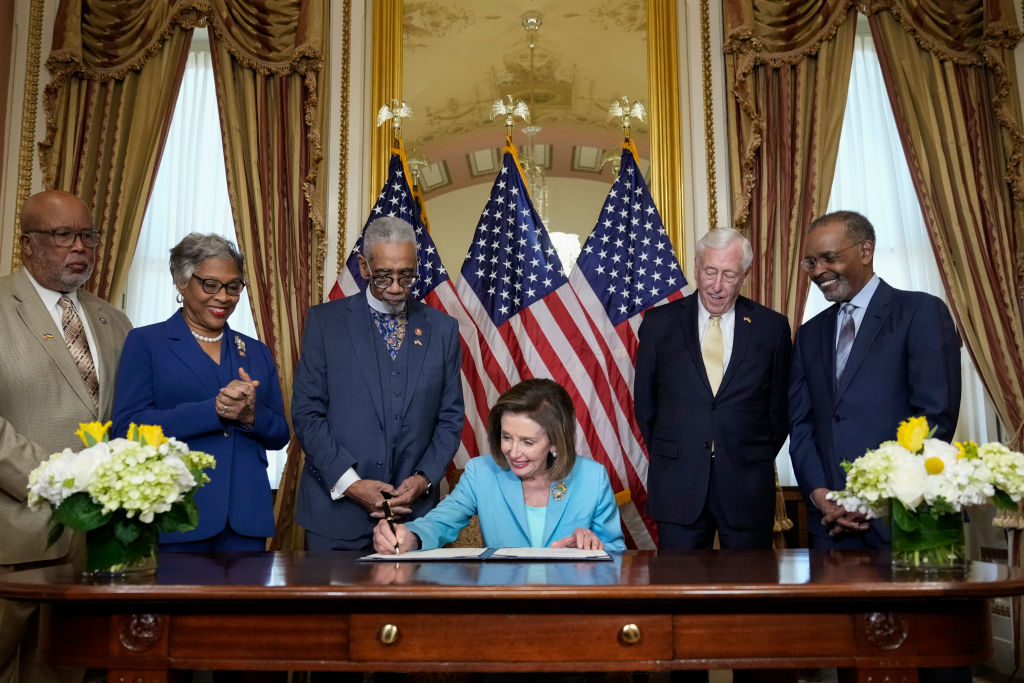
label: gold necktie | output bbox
[58,295,99,409]
[702,315,724,395]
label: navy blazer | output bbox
[291,293,464,542]
[789,279,961,539]
[634,294,791,529]
[405,455,626,551]
[113,311,290,542]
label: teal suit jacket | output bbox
[406,455,626,551]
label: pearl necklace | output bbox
[192,331,224,343]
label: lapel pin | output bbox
[99,316,107,324]
[42,333,54,340]
[551,482,567,501]
[743,316,752,324]
[234,335,247,357]
[414,339,423,346]
[415,328,423,336]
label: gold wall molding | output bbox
[337,0,352,276]
[647,0,685,264]
[11,0,45,271]
[369,0,402,204]
[699,0,718,229]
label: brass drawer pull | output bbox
[379,623,399,645]
[619,623,641,645]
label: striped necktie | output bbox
[58,295,99,409]
[835,303,857,385]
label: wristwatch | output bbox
[414,470,432,496]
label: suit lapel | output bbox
[498,467,531,541]
[718,297,753,395]
[400,301,431,419]
[166,312,224,396]
[821,303,840,406]
[677,297,713,395]
[11,271,95,413]
[346,296,385,426]
[837,280,893,397]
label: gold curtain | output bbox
[866,0,1024,543]
[724,0,857,324]
[724,0,857,544]
[39,0,202,301]
[205,0,327,551]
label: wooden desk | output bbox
[1,549,1022,682]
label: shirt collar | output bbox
[696,295,737,327]
[23,268,78,311]
[364,285,407,315]
[847,273,880,311]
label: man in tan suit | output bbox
[0,190,132,683]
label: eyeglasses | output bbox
[191,274,245,296]
[369,274,419,289]
[25,229,102,248]
[799,240,867,272]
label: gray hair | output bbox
[169,233,245,288]
[695,227,753,271]
[361,216,418,261]
[809,210,876,245]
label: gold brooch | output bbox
[234,335,247,357]
[551,482,567,501]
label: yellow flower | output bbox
[956,441,978,460]
[130,424,168,447]
[75,421,112,447]
[897,416,930,453]
[925,456,945,475]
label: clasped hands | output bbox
[812,487,869,536]
[216,367,258,427]
[344,475,428,519]
[371,522,604,555]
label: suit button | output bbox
[834,414,841,422]
[223,430,231,437]
[376,460,384,468]
[392,370,400,377]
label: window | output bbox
[125,29,287,486]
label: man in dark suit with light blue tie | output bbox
[634,227,792,550]
[292,216,463,551]
[789,210,961,549]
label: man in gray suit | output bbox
[0,190,132,683]
[292,216,463,551]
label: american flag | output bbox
[328,143,487,469]
[568,141,688,547]
[456,139,650,547]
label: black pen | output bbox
[381,493,400,556]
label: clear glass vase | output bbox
[889,508,967,575]
[82,524,158,581]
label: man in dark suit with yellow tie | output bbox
[634,227,791,550]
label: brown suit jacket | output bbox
[0,268,132,565]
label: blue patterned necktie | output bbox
[835,303,857,385]
[370,308,407,360]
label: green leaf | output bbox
[46,520,66,548]
[155,499,199,533]
[993,489,1017,510]
[113,517,142,546]
[891,499,919,532]
[52,492,111,532]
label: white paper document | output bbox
[359,547,610,562]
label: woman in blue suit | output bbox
[114,233,289,551]
[373,378,625,552]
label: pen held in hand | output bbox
[381,494,400,556]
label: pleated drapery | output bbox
[40,0,201,301]
[206,0,327,552]
[40,0,327,551]
[724,0,857,326]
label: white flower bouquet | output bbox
[828,416,1024,570]
[28,422,215,574]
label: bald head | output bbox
[19,190,97,292]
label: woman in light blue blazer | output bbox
[373,378,625,552]
[113,233,289,551]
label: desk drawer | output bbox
[350,613,672,662]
